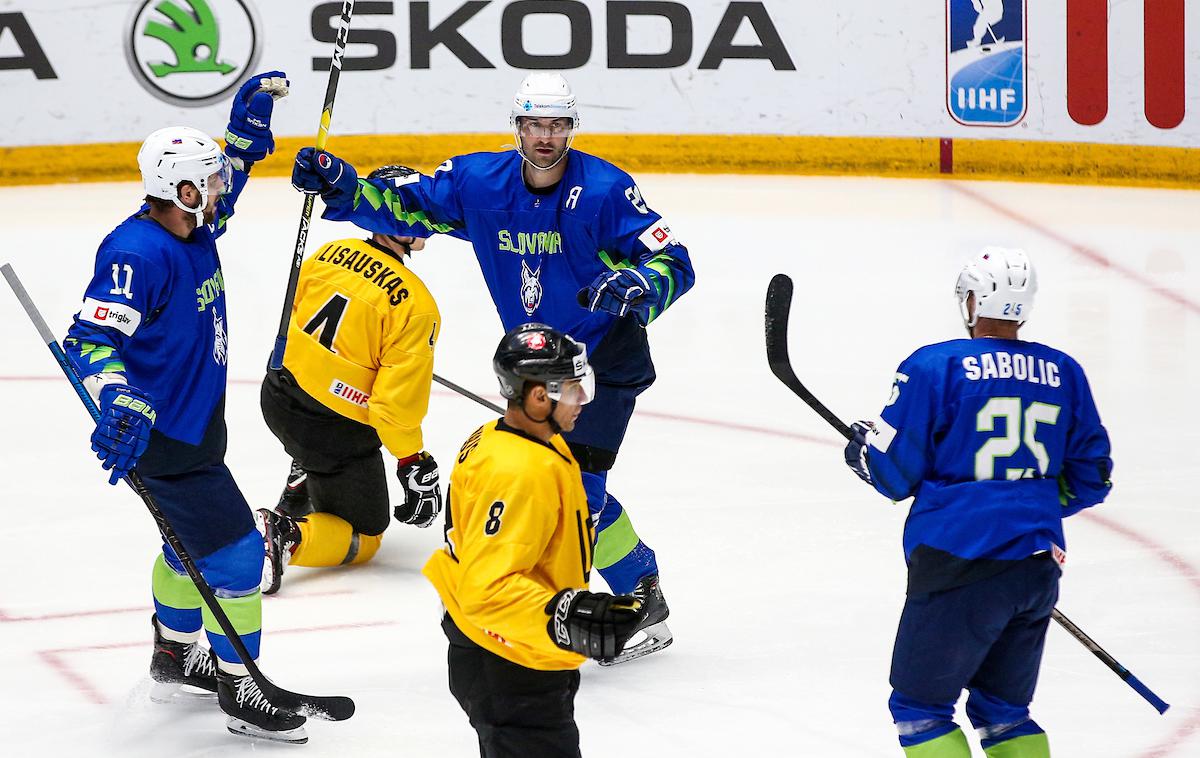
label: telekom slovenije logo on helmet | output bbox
[124,0,261,107]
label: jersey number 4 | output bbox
[975,397,1061,481]
[302,294,349,353]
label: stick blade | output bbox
[266,683,356,721]
[765,273,795,375]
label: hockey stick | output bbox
[434,373,504,415]
[764,272,1170,715]
[1049,607,1169,714]
[764,274,852,439]
[2,264,355,722]
[269,0,355,370]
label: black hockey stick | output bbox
[269,0,355,370]
[2,264,355,722]
[764,274,852,439]
[764,272,1170,715]
[434,373,504,415]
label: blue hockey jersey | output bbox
[866,338,1113,593]
[63,170,249,448]
[321,149,695,386]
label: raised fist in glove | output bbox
[546,589,647,661]
[844,420,878,485]
[292,147,359,207]
[92,384,156,485]
[225,71,289,164]
[394,452,441,528]
[577,268,657,325]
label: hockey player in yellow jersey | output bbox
[424,323,648,758]
[258,165,443,594]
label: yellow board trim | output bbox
[1,134,1198,189]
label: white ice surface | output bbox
[0,175,1197,757]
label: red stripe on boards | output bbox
[1144,0,1185,129]
[1067,0,1108,125]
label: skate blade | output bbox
[598,621,673,666]
[226,717,308,744]
[149,680,217,704]
[255,510,284,595]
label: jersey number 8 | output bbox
[975,397,1061,481]
[484,501,506,536]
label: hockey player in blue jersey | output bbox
[62,74,309,743]
[843,248,1113,757]
[290,72,694,663]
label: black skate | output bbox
[277,460,315,518]
[217,668,308,743]
[149,614,219,702]
[598,574,673,666]
[257,508,302,596]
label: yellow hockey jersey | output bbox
[423,419,594,671]
[282,238,439,458]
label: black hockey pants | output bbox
[443,614,582,758]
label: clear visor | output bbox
[547,365,595,406]
[516,117,574,138]
[208,157,233,197]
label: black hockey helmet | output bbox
[493,323,594,405]
[367,164,417,183]
[366,165,422,256]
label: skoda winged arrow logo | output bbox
[125,0,262,107]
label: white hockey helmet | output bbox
[955,246,1037,328]
[510,72,580,129]
[510,73,579,170]
[137,126,231,217]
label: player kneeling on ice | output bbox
[258,165,442,594]
[292,73,694,663]
[843,248,1112,757]
[63,74,310,743]
[423,324,647,757]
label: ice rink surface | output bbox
[0,172,1197,757]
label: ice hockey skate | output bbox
[257,508,302,595]
[217,668,308,743]
[599,574,673,666]
[276,460,315,518]
[148,614,218,703]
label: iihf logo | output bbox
[946,0,1026,126]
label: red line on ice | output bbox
[38,620,398,706]
[946,183,1200,317]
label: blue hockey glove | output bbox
[844,420,877,485]
[92,384,156,485]
[394,452,442,528]
[292,148,359,208]
[577,268,656,325]
[224,71,289,164]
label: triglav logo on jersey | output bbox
[946,0,1026,126]
[125,0,261,107]
[520,260,544,316]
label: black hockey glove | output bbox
[394,452,441,528]
[546,589,647,662]
[844,420,877,485]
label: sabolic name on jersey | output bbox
[79,297,142,336]
[962,350,1060,387]
[330,379,370,407]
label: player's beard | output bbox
[523,136,568,170]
